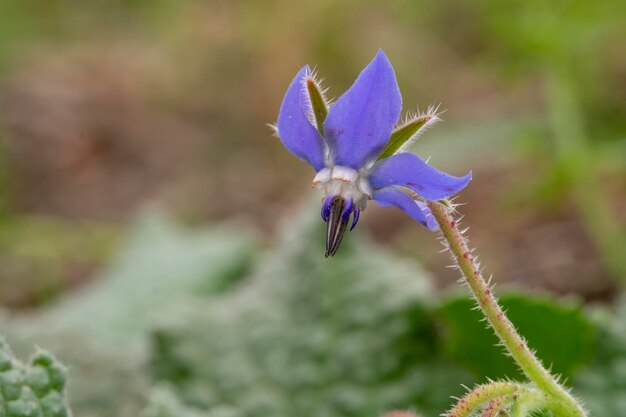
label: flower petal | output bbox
[373,187,438,231]
[368,152,471,200]
[323,50,402,169]
[277,66,327,171]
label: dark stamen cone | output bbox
[325,197,349,257]
[329,215,349,257]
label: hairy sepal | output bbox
[378,107,441,160]
[305,74,330,135]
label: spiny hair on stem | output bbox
[443,380,526,417]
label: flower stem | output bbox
[427,201,586,417]
[446,382,518,417]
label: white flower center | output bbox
[312,166,372,209]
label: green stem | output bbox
[446,382,518,417]
[428,201,586,417]
[481,397,507,417]
[509,388,550,417]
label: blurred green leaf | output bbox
[149,200,473,417]
[436,293,595,380]
[573,296,626,417]
[3,203,625,417]
[5,210,258,417]
[0,215,121,308]
[142,385,219,417]
[15,210,257,345]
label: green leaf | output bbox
[0,337,71,417]
[142,385,228,417]
[378,113,438,160]
[149,200,473,417]
[16,211,257,345]
[572,296,626,417]
[436,293,595,380]
[4,211,258,417]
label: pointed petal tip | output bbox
[458,170,473,189]
[370,49,395,73]
[374,48,391,63]
[324,48,402,169]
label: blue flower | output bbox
[276,50,471,256]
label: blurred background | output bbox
[0,1,624,416]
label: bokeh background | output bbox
[0,1,624,417]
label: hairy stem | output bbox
[428,201,586,417]
[481,397,507,417]
[509,389,550,417]
[446,382,518,417]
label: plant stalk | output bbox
[446,382,518,417]
[428,201,586,417]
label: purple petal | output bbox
[277,66,327,171]
[373,187,439,231]
[321,194,334,221]
[342,198,354,222]
[350,206,360,231]
[368,153,471,201]
[323,50,402,169]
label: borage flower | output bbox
[276,50,471,257]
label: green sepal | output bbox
[438,199,453,208]
[306,76,329,135]
[378,114,437,160]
